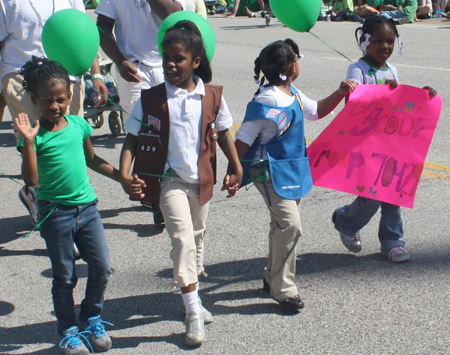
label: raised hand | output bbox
[14,113,40,141]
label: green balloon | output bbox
[271,0,321,33]
[42,9,99,76]
[157,11,216,63]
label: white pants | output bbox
[114,63,164,124]
[159,175,210,288]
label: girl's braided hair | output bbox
[20,56,70,96]
[355,15,399,45]
[253,38,300,96]
[162,20,212,83]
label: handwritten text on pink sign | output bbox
[307,84,442,208]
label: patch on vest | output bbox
[147,115,161,131]
[266,108,281,119]
[139,144,157,153]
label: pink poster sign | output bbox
[307,84,442,208]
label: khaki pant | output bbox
[159,175,209,288]
[2,72,85,143]
[250,167,302,302]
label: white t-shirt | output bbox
[347,59,400,85]
[95,0,186,68]
[0,0,85,81]
[235,85,318,162]
[125,77,233,183]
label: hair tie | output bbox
[358,33,371,54]
[298,54,305,59]
[254,78,260,85]
[279,73,287,81]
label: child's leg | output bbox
[191,199,210,278]
[160,176,206,289]
[378,202,405,254]
[73,200,111,322]
[333,196,381,236]
[72,200,112,352]
[250,171,301,302]
[160,176,208,345]
[38,201,79,337]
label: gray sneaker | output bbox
[185,310,206,346]
[339,231,363,253]
[265,14,271,25]
[181,297,213,324]
[77,315,112,352]
[59,326,89,355]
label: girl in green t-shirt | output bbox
[15,57,121,355]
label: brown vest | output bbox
[133,83,223,205]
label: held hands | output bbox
[14,113,39,142]
[119,60,141,83]
[338,80,358,96]
[221,171,243,198]
[120,173,146,200]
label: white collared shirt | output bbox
[125,77,233,183]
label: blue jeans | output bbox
[38,199,111,336]
[380,10,409,22]
[332,196,405,253]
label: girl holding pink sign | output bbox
[233,39,356,311]
[332,15,437,263]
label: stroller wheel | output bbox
[108,111,123,136]
[91,113,105,128]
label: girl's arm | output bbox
[83,138,120,182]
[15,113,39,186]
[217,130,243,197]
[317,80,357,118]
[119,133,146,199]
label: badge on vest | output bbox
[139,144,157,153]
[277,111,291,137]
[147,115,161,131]
[210,121,218,140]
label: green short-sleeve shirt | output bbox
[18,115,97,206]
[334,0,355,13]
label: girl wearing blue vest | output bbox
[119,21,242,346]
[234,39,356,311]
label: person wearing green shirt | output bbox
[380,0,418,23]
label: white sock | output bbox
[182,290,201,314]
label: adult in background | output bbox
[96,0,186,125]
[0,0,108,225]
[96,0,186,224]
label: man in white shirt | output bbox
[96,0,187,124]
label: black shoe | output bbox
[153,205,165,225]
[278,295,305,311]
[263,278,270,292]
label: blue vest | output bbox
[241,86,312,200]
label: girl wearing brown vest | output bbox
[119,21,242,346]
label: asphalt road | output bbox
[1,13,449,355]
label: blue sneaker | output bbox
[77,315,113,352]
[59,326,89,355]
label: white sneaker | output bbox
[18,186,38,225]
[386,247,410,263]
[184,310,206,346]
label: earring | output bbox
[279,73,287,81]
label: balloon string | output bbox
[1,171,24,186]
[307,30,354,63]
